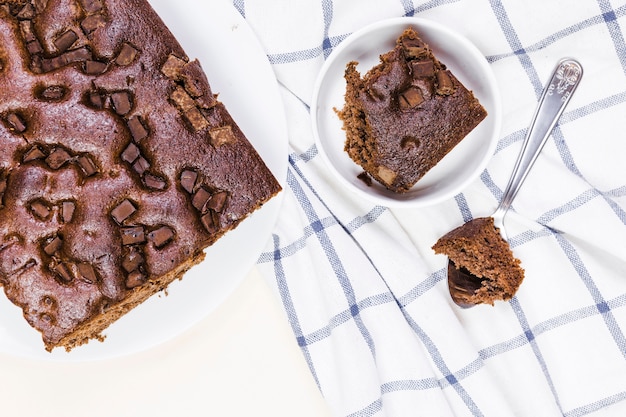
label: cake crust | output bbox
[337,27,487,193]
[0,0,281,351]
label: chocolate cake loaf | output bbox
[0,0,281,351]
[432,217,524,307]
[337,28,487,193]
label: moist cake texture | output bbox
[337,27,487,193]
[432,217,524,307]
[0,0,281,351]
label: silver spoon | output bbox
[492,57,583,241]
[443,58,583,306]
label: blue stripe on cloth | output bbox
[285,165,378,356]
[454,192,474,222]
[486,4,626,64]
[401,311,485,416]
[266,0,457,65]
[553,233,626,359]
[321,0,334,59]
[402,0,460,17]
[232,0,245,17]
[346,399,383,417]
[510,297,564,413]
[565,391,626,417]
[597,0,626,75]
[270,228,321,388]
[489,0,542,95]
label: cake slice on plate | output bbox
[0,0,281,351]
[337,27,487,193]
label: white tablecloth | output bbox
[243,0,626,415]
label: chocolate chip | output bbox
[121,142,140,163]
[192,186,212,213]
[110,199,136,225]
[401,136,421,151]
[77,263,98,284]
[377,166,397,186]
[6,112,26,133]
[180,169,197,193]
[111,91,132,115]
[76,154,98,177]
[161,54,186,79]
[207,191,228,212]
[122,247,144,272]
[26,40,43,54]
[41,295,57,309]
[86,90,106,109]
[53,262,74,283]
[143,173,167,190]
[64,47,92,64]
[115,43,139,66]
[60,201,76,223]
[45,147,72,169]
[132,156,150,175]
[209,126,236,147]
[401,36,428,59]
[127,116,148,141]
[411,60,435,78]
[170,86,195,111]
[43,236,63,256]
[148,226,175,248]
[39,312,56,325]
[436,70,455,95]
[54,29,78,53]
[80,0,103,14]
[402,36,425,49]
[80,13,106,34]
[404,46,429,60]
[184,107,209,131]
[37,85,67,101]
[201,211,219,234]
[84,60,107,75]
[30,199,51,220]
[126,270,146,289]
[357,171,372,187]
[19,20,36,42]
[180,60,207,98]
[121,226,145,246]
[41,55,68,72]
[23,145,46,162]
[399,86,424,110]
[16,3,35,19]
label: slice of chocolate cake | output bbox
[432,217,524,307]
[337,27,487,193]
[0,0,281,351]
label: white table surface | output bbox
[0,267,331,417]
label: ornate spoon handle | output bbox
[493,58,583,225]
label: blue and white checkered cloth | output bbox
[236,0,626,415]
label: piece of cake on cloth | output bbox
[337,27,487,193]
[0,0,281,351]
[432,217,525,307]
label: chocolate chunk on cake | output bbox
[0,0,281,351]
[432,217,524,307]
[337,27,487,193]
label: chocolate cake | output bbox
[432,217,524,307]
[336,27,487,193]
[0,0,281,351]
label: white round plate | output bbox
[312,17,501,207]
[0,0,287,361]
